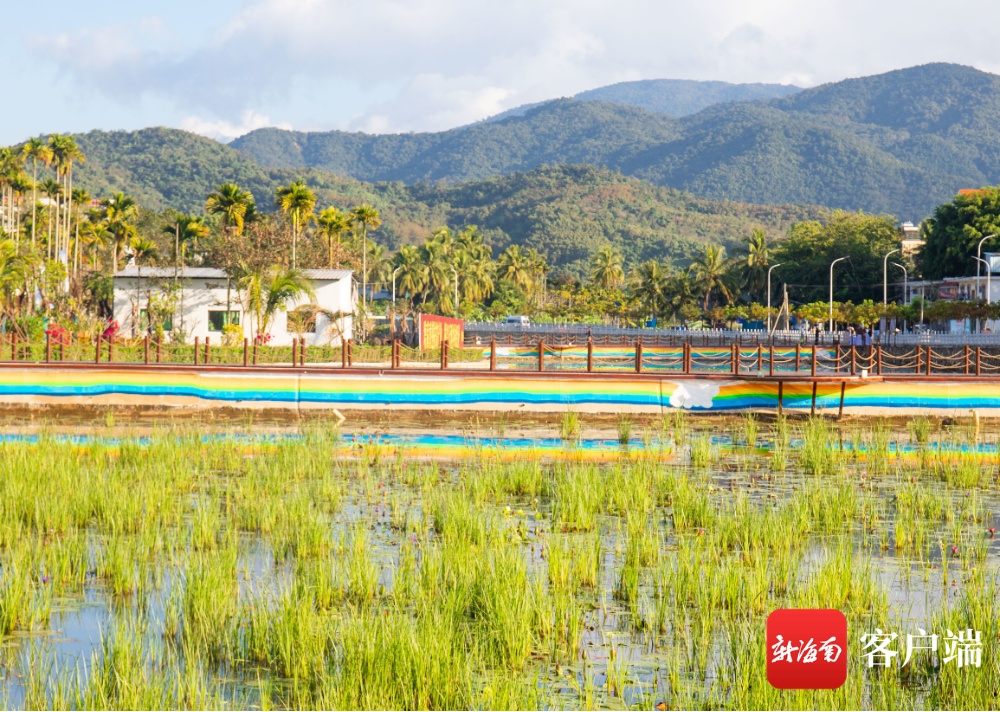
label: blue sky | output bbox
[6,0,1000,145]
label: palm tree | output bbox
[79,220,109,271]
[393,245,426,304]
[0,239,29,317]
[349,204,381,309]
[70,188,90,276]
[40,179,62,259]
[206,183,254,235]
[275,181,316,269]
[497,244,534,291]
[20,138,52,251]
[164,215,210,269]
[693,244,733,310]
[744,227,770,298]
[317,207,350,268]
[239,265,316,339]
[101,193,138,272]
[129,236,158,335]
[0,148,26,241]
[591,245,625,289]
[48,135,83,271]
[631,260,669,320]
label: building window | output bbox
[287,307,318,333]
[140,309,173,332]
[208,311,240,331]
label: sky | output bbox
[5,0,1000,145]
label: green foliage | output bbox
[921,186,1000,279]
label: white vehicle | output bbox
[503,315,530,326]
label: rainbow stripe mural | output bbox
[1,366,1000,413]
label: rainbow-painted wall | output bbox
[0,366,999,414]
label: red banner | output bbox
[419,314,464,350]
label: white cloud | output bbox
[25,0,1000,136]
[179,110,291,141]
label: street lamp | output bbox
[391,266,403,304]
[977,234,997,300]
[891,262,907,305]
[766,263,783,334]
[882,249,899,306]
[974,257,992,305]
[829,257,848,333]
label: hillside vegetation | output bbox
[64,129,817,275]
[232,63,1000,219]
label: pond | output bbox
[0,413,998,709]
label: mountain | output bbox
[231,63,1000,219]
[575,78,800,116]
[62,129,818,275]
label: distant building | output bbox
[899,221,923,257]
[112,267,356,346]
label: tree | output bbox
[164,215,210,269]
[239,265,316,339]
[692,244,733,310]
[744,227,770,298]
[921,187,1000,280]
[392,245,427,304]
[20,138,51,251]
[275,181,316,268]
[129,236,159,335]
[317,207,350,268]
[48,134,84,272]
[497,245,534,291]
[349,204,381,308]
[206,183,254,236]
[590,245,624,290]
[630,260,669,319]
[101,193,138,272]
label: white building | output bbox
[112,267,355,346]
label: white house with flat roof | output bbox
[112,267,355,346]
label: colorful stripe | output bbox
[2,366,1000,412]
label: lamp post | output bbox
[891,262,907,306]
[766,263,783,334]
[829,257,848,333]
[974,256,992,305]
[883,249,899,306]
[977,234,997,301]
[391,266,402,305]
[450,266,459,318]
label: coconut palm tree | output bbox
[693,244,733,310]
[101,193,138,272]
[631,260,669,319]
[70,188,90,276]
[275,181,316,269]
[20,138,52,251]
[392,245,427,305]
[48,134,83,269]
[40,178,62,259]
[238,265,316,339]
[497,244,534,291]
[0,148,26,240]
[129,236,158,335]
[206,183,254,235]
[317,207,350,268]
[0,239,29,315]
[163,215,210,269]
[744,227,770,298]
[79,220,109,271]
[591,245,625,289]
[349,204,381,309]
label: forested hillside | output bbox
[231,63,1000,219]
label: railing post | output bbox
[794,344,801,373]
[340,339,347,368]
[926,346,932,376]
[156,337,162,364]
[538,340,545,371]
[635,338,642,373]
[347,339,353,367]
[876,344,882,375]
[768,345,775,376]
[731,343,738,375]
[205,336,211,365]
[810,345,817,377]
[243,338,249,367]
[300,340,307,367]
[850,344,857,376]
[391,340,398,370]
[490,335,497,371]
[964,345,971,376]
[291,338,297,368]
[45,332,51,363]
[834,343,841,374]
[683,342,691,374]
[93,335,100,364]
[441,340,449,370]
[59,340,64,362]
[756,344,763,374]
[915,345,921,374]
[976,346,982,376]
[144,335,149,365]
[586,338,593,373]
[194,337,199,366]
[108,335,115,362]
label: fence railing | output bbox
[5,332,1000,378]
